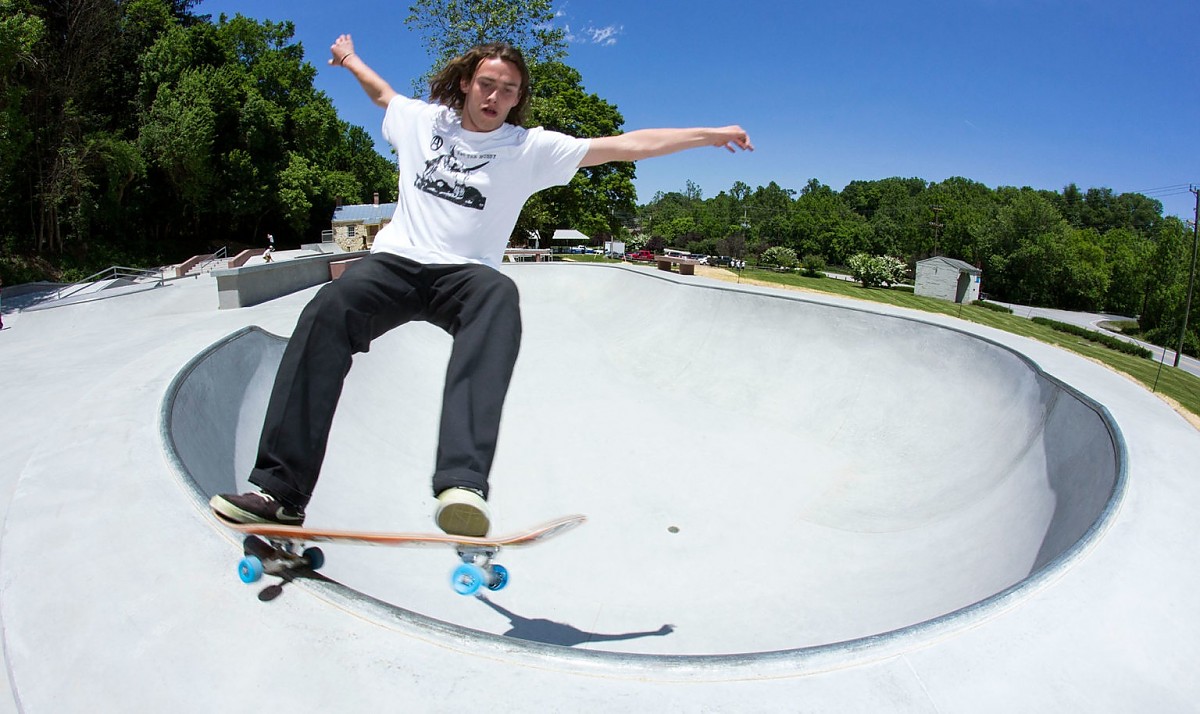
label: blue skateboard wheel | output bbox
[452,563,486,596]
[302,547,325,571]
[487,564,509,591]
[238,555,264,583]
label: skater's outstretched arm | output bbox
[329,34,398,109]
[579,126,754,168]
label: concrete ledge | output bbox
[655,255,699,275]
[330,257,363,280]
[227,248,265,268]
[175,253,212,278]
[213,250,369,308]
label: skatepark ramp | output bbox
[162,263,1125,658]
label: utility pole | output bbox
[1175,186,1200,368]
[929,205,944,256]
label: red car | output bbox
[626,250,655,262]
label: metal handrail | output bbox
[54,265,166,300]
[190,246,230,274]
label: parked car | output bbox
[626,250,655,262]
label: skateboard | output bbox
[214,512,586,596]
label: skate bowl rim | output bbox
[160,263,1128,677]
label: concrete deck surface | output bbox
[2,263,1199,711]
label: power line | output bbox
[1131,183,1192,193]
[1130,183,1194,198]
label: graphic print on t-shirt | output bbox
[414,140,491,210]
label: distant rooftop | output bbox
[919,256,981,274]
[332,202,397,224]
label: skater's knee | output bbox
[296,281,375,351]
[483,274,521,330]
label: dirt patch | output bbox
[693,265,850,298]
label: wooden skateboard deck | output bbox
[214,511,586,595]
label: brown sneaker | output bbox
[210,490,305,526]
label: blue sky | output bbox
[197,0,1198,220]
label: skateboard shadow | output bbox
[475,596,674,647]
[254,567,336,602]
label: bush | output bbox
[1145,325,1200,359]
[848,253,906,287]
[1031,317,1153,359]
[761,246,798,270]
[974,300,1014,314]
[800,254,827,278]
[0,251,61,285]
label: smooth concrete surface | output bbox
[164,270,1122,656]
[2,263,1199,711]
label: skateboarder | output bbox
[211,34,753,537]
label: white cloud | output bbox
[556,7,622,47]
[563,22,622,46]
[586,25,621,46]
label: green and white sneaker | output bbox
[435,487,490,537]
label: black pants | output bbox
[249,253,522,510]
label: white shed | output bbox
[914,257,983,304]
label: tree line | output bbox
[1,0,397,282]
[635,177,1197,355]
[0,0,633,284]
[2,0,1193,356]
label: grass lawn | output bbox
[704,266,1200,423]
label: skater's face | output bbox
[459,57,523,133]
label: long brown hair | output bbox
[428,43,531,126]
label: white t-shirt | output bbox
[372,94,591,268]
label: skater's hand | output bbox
[328,34,398,109]
[329,34,356,67]
[709,125,754,153]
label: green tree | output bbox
[518,61,634,243]
[791,179,869,264]
[842,177,929,259]
[137,14,396,251]
[745,181,796,254]
[924,177,995,263]
[405,0,566,92]
[1053,227,1110,311]
[976,189,1066,303]
[1141,217,1197,354]
[1100,227,1151,316]
[0,0,44,255]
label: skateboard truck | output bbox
[238,535,325,583]
[452,545,509,596]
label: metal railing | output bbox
[189,246,229,274]
[54,265,166,300]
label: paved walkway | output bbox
[995,301,1200,378]
[1,264,1198,711]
